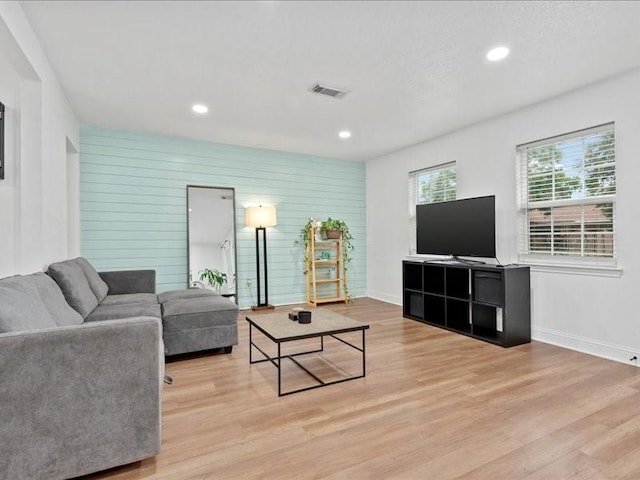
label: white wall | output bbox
[367,68,640,365]
[0,2,79,276]
[0,55,19,276]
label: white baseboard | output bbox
[367,291,401,305]
[533,327,639,367]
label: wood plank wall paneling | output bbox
[79,127,366,307]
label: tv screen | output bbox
[416,195,496,258]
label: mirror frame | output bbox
[186,185,238,303]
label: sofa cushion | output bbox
[157,288,218,303]
[85,303,161,322]
[99,270,156,295]
[47,260,99,319]
[101,293,159,307]
[161,296,238,332]
[30,272,84,327]
[75,257,109,302]
[0,275,57,333]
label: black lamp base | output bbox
[251,304,275,311]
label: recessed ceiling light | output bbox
[192,104,208,114]
[339,130,352,139]
[486,46,510,62]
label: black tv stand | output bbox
[403,260,530,347]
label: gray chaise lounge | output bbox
[0,257,239,479]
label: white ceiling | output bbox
[20,1,640,161]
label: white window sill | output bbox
[522,262,623,278]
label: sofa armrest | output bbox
[99,269,156,294]
[0,317,162,480]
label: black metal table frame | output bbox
[247,319,368,396]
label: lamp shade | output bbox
[245,205,277,228]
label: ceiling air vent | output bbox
[310,83,348,99]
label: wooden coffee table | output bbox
[246,309,369,396]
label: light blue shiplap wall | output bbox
[79,126,366,308]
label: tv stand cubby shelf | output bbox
[402,260,531,347]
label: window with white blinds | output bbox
[408,163,456,254]
[516,123,616,265]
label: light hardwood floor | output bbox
[87,298,640,480]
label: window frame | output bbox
[516,123,616,268]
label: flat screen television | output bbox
[416,195,496,258]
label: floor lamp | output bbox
[245,205,276,310]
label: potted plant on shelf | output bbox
[321,217,347,240]
[320,218,353,255]
[297,217,354,265]
[198,268,228,293]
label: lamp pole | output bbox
[255,226,270,307]
[246,205,276,311]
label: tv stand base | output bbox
[427,256,486,266]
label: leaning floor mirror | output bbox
[187,186,237,302]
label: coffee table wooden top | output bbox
[246,309,369,342]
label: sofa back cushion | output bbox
[0,274,57,333]
[30,272,84,326]
[75,257,109,302]
[47,260,99,319]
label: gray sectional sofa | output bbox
[0,257,239,480]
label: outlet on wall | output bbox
[246,279,252,288]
